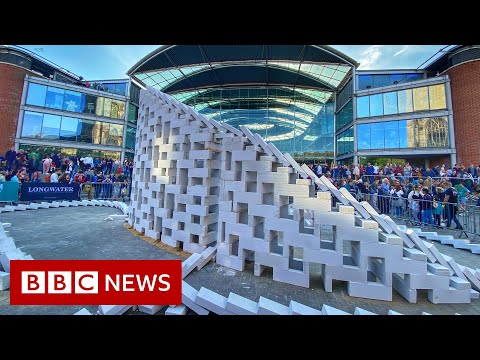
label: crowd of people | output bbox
[304,161,480,230]
[0,147,134,199]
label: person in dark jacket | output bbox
[421,188,434,225]
[27,154,40,181]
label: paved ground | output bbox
[1,206,479,315]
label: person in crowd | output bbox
[27,154,40,181]
[73,169,87,184]
[50,169,61,183]
[457,182,470,210]
[433,187,445,227]
[83,154,93,171]
[443,181,463,230]
[390,184,404,217]
[31,171,42,183]
[421,187,434,226]
[5,147,16,171]
[409,184,423,224]
[42,154,52,174]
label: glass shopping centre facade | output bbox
[128,45,457,166]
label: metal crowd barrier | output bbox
[353,192,479,240]
[80,181,131,201]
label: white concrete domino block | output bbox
[403,248,427,261]
[471,289,479,299]
[165,304,187,315]
[354,307,377,315]
[257,296,290,315]
[182,253,203,279]
[25,204,40,209]
[195,287,233,315]
[273,268,309,288]
[0,248,26,273]
[181,281,209,315]
[196,246,217,270]
[225,292,259,315]
[406,273,450,290]
[0,236,17,253]
[321,304,351,315]
[379,233,403,246]
[392,274,417,303]
[428,287,471,304]
[98,305,132,315]
[424,242,454,276]
[405,230,436,263]
[388,310,403,315]
[476,269,480,281]
[289,301,322,315]
[449,276,471,290]
[0,271,10,290]
[458,265,480,292]
[442,255,467,280]
[348,281,392,301]
[138,305,165,315]
[74,308,93,315]
[422,312,432,315]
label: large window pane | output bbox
[117,102,125,119]
[128,103,138,123]
[77,119,95,143]
[384,121,399,148]
[357,96,370,118]
[103,98,112,118]
[110,100,125,119]
[336,100,353,130]
[26,83,47,107]
[358,75,373,90]
[106,123,124,146]
[399,120,410,148]
[369,94,383,117]
[407,74,424,82]
[390,74,408,85]
[96,97,104,116]
[413,87,429,111]
[59,117,78,141]
[373,75,389,88]
[397,89,413,113]
[357,123,370,150]
[383,91,398,115]
[41,114,61,140]
[21,111,43,139]
[115,83,127,96]
[63,90,84,112]
[84,94,97,114]
[93,121,109,144]
[428,84,446,110]
[370,122,385,149]
[45,87,65,110]
[125,126,136,149]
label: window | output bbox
[96,97,104,116]
[84,95,97,114]
[373,75,389,88]
[93,121,108,144]
[106,123,124,146]
[335,100,353,131]
[63,90,84,113]
[103,98,112,118]
[413,87,429,111]
[383,91,398,115]
[357,123,370,150]
[45,86,65,110]
[399,120,409,148]
[358,75,373,90]
[126,126,136,149]
[407,74,424,82]
[60,117,79,142]
[384,121,399,148]
[370,122,385,149]
[397,89,413,113]
[111,100,126,119]
[77,119,95,143]
[115,83,127,96]
[390,74,408,84]
[357,96,370,118]
[369,94,383,117]
[26,83,47,107]
[41,114,61,140]
[21,111,43,139]
[428,84,446,110]
[336,127,353,155]
[128,103,139,123]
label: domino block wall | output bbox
[128,86,479,304]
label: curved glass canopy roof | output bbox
[128,45,357,158]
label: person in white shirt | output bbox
[50,169,60,183]
[83,154,93,171]
[353,164,360,180]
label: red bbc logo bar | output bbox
[9,260,182,305]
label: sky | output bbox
[16,45,449,80]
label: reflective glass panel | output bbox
[115,83,127,96]
[357,96,370,118]
[369,94,383,117]
[397,89,413,113]
[399,120,409,148]
[125,126,136,149]
[383,91,398,115]
[63,90,84,113]
[373,75,389,88]
[103,98,112,118]
[407,74,424,82]
[41,114,61,140]
[106,123,124,146]
[45,87,65,110]
[128,103,138,123]
[428,84,446,110]
[117,102,125,119]
[77,119,95,143]
[59,117,78,141]
[96,97,104,116]
[358,75,373,90]
[93,121,108,144]
[21,111,43,139]
[84,95,97,114]
[384,121,399,148]
[26,83,47,107]
[413,87,429,111]
[357,123,370,150]
[111,101,119,119]
[370,122,385,149]
[390,74,408,84]
[336,100,353,131]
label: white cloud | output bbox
[393,45,409,57]
[357,45,383,69]
[104,45,159,73]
